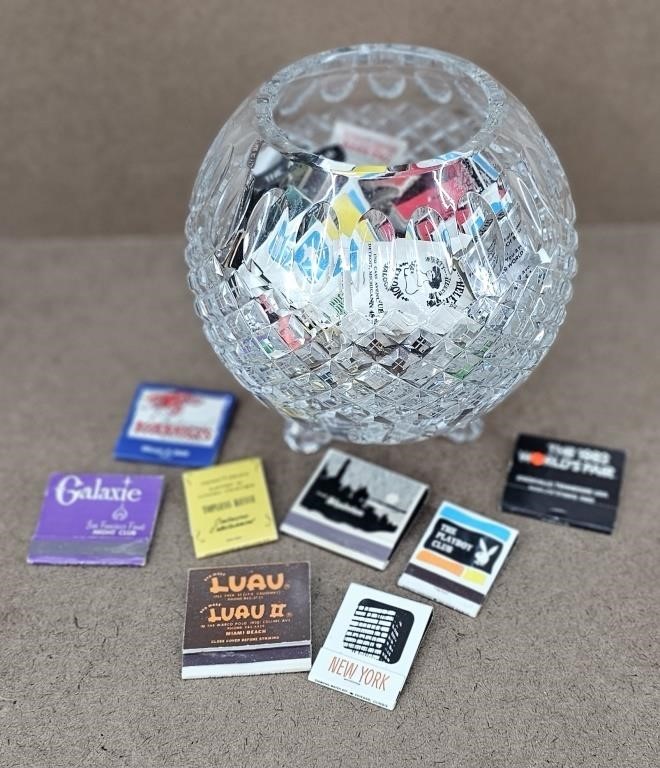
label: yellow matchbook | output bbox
[183,458,278,558]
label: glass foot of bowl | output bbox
[442,418,484,444]
[283,419,332,454]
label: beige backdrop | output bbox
[1,0,658,237]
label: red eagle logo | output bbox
[147,391,203,415]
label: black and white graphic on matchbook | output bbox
[281,449,428,570]
[308,583,432,710]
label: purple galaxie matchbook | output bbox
[27,473,165,566]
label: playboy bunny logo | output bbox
[473,537,499,568]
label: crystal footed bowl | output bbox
[185,44,577,453]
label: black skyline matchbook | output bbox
[280,449,429,570]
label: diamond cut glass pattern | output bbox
[186,45,577,449]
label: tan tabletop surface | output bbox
[1,225,658,767]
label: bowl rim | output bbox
[254,43,506,178]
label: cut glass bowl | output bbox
[185,44,577,452]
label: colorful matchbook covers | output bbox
[182,562,312,679]
[398,501,518,617]
[27,473,164,566]
[182,457,278,558]
[114,382,235,467]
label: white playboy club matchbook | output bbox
[308,583,432,710]
[398,501,518,617]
